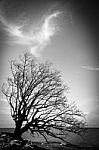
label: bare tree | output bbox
[2,52,86,142]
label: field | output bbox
[0,128,99,150]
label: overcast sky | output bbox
[0,0,99,128]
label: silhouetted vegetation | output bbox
[2,52,86,142]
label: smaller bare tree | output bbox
[2,52,86,142]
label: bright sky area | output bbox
[0,0,99,128]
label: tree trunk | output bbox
[13,121,32,140]
[13,121,23,140]
[13,128,22,140]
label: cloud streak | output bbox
[0,10,62,57]
[82,66,99,71]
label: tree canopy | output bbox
[2,52,86,142]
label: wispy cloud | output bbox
[82,66,99,71]
[0,10,62,57]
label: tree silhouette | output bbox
[2,52,86,142]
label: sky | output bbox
[0,0,99,128]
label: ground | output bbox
[0,132,99,150]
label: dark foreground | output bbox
[0,132,99,150]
